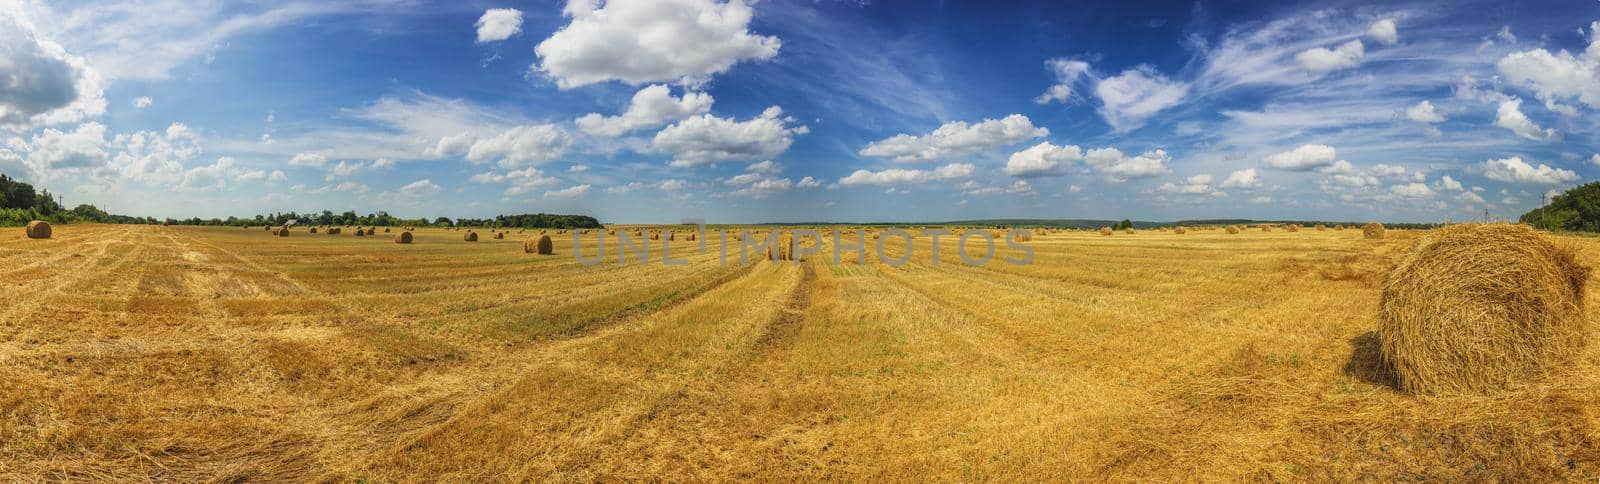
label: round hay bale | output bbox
[309,227,318,234]
[525,235,554,254]
[688,233,696,241]
[1315,224,1326,231]
[1123,228,1134,235]
[494,232,505,240]
[1226,225,1240,234]
[1174,227,1187,235]
[1363,222,1385,239]
[394,231,414,244]
[1378,223,1591,395]
[1100,227,1113,236]
[328,227,341,235]
[1286,224,1300,232]
[354,228,366,237]
[384,227,391,233]
[25,220,52,239]
[464,231,478,242]
[265,226,272,231]
[274,227,290,237]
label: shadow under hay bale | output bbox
[1377,223,1591,395]
[1342,331,1400,391]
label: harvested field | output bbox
[2,224,1599,480]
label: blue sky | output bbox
[4,0,1600,223]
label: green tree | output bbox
[1522,181,1600,231]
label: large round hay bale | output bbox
[265,226,272,231]
[1226,225,1240,234]
[1378,223,1591,395]
[24,220,51,239]
[1100,227,1112,236]
[274,227,289,237]
[1286,224,1300,232]
[1123,228,1134,235]
[1315,224,1326,231]
[464,231,478,242]
[354,228,366,237]
[395,231,413,244]
[1363,222,1385,239]
[1174,227,1187,235]
[494,231,505,240]
[384,227,391,233]
[524,235,554,255]
[328,227,341,235]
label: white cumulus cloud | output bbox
[575,84,713,137]
[1481,156,1578,185]
[1263,144,1338,171]
[534,0,781,89]
[838,163,975,186]
[475,8,523,43]
[1219,168,1261,189]
[1094,66,1189,132]
[1494,98,1559,141]
[1294,40,1365,74]
[860,114,1046,163]
[1366,19,1398,46]
[652,106,805,168]
[1003,141,1082,178]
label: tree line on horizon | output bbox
[0,172,601,229]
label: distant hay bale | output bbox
[1174,227,1187,235]
[394,231,413,244]
[354,228,365,237]
[1378,223,1591,395]
[384,227,391,233]
[1011,231,1032,242]
[1363,222,1385,239]
[310,227,318,234]
[265,226,272,231]
[1260,225,1272,232]
[328,227,341,235]
[464,231,478,242]
[1226,225,1240,234]
[274,227,289,237]
[1100,227,1113,236]
[1286,224,1300,232]
[1315,224,1326,231]
[1123,228,1134,235]
[25,220,51,239]
[1335,224,1346,230]
[688,233,696,241]
[525,235,554,255]
[651,232,660,240]
[494,232,505,240]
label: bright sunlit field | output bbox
[3,224,1598,480]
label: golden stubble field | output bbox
[2,224,1598,480]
